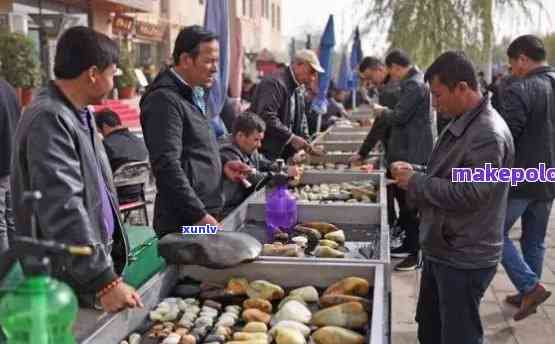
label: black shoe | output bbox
[395,254,420,271]
[391,246,411,258]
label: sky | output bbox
[282,0,555,55]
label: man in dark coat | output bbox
[251,49,324,160]
[95,109,148,203]
[499,34,554,321]
[371,49,436,271]
[393,51,514,344]
[140,26,250,237]
[220,112,300,209]
[0,78,20,253]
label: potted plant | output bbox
[0,30,41,106]
[116,43,138,99]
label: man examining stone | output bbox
[251,49,325,160]
[392,51,514,344]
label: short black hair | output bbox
[173,25,219,65]
[507,34,546,62]
[95,109,122,128]
[385,49,411,67]
[232,112,266,136]
[424,51,479,91]
[359,56,384,73]
[54,26,119,79]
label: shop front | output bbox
[134,19,166,80]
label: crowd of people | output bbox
[0,22,554,344]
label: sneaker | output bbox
[513,283,552,321]
[391,246,411,258]
[505,293,522,307]
[395,254,420,271]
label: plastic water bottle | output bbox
[265,159,297,238]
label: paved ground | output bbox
[392,215,555,344]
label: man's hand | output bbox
[100,281,143,313]
[224,160,252,183]
[287,165,301,178]
[349,153,364,164]
[290,135,310,151]
[372,103,388,116]
[196,214,220,226]
[390,161,415,190]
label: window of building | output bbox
[199,0,204,4]
[249,0,254,18]
[265,0,270,18]
[242,0,247,16]
[271,3,275,28]
[160,0,169,15]
[277,5,281,31]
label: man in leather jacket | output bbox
[392,51,514,344]
[10,27,142,312]
[499,35,554,320]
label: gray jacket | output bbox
[382,67,435,165]
[11,82,127,302]
[407,98,514,269]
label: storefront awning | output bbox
[89,0,153,13]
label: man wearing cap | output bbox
[251,49,324,160]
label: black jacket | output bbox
[0,78,21,177]
[102,127,149,202]
[102,128,148,172]
[501,66,555,200]
[382,67,435,165]
[140,69,223,237]
[408,98,514,269]
[358,78,401,158]
[220,140,272,209]
[251,68,308,160]
[11,82,127,302]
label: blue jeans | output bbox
[501,197,553,295]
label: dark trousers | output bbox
[416,258,497,344]
[394,186,419,253]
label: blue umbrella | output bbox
[350,26,363,109]
[336,49,352,91]
[204,0,230,137]
[311,15,335,121]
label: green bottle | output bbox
[0,257,78,344]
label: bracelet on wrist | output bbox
[97,277,123,298]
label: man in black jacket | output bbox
[11,26,141,312]
[140,26,250,236]
[220,112,300,209]
[371,50,436,271]
[350,56,401,230]
[393,51,514,344]
[95,109,148,203]
[251,49,324,160]
[0,78,20,253]
[499,35,554,320]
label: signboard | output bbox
[112,13,134,35]
[135,20,165,41]
[104,0,152,12]
[0,14,9,30]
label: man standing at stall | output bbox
[392,51,514,344]
[140,26,250,237]
[11,26,142,312]
[371,49,435,271]
[251,49,325,160]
